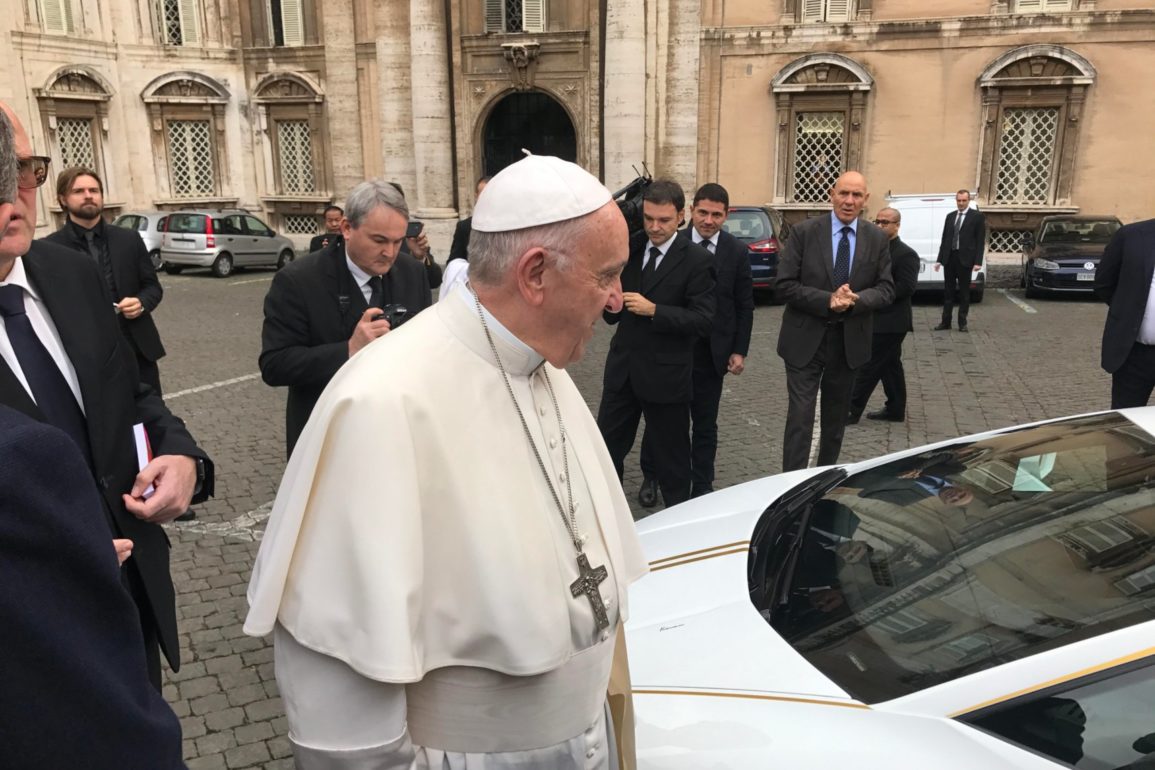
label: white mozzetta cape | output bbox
[245,292,648,682]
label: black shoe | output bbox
[175,509,197,522]
[958,324,968,332]
[933,322,951,331]
[866,409,904,422]
[845,410,862,425]
[638,478,658,508]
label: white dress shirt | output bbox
[0,257,86,413]
[643,236,675,270]
[1138,268,1155,345]
[691,230,718,252]
[345,252,376,304]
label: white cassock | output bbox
[437,258,469,302]
[245,282,649,768]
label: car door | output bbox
[244,216,276,267]
[217,214,248,264]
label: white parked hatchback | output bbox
[629,408,1155,769]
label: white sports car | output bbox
[628,409,1155,769]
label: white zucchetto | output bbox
[471,154,612,233]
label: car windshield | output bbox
[723,210,771,243]
[1040,220,1120,245]
[167,214,208,234]
[764,412,1155,703]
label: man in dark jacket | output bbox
[260,180,433,456]
[308,204,345,253]
[848,206,920,423]
[1094,218,1155,407]
[935,189,985,332]
[45,166,167,394]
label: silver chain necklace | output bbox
[473,292,610,632]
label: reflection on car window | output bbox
[762,413,1155,703]
[966,662,1155,769]
[1041,220,1121,244]
[722,211,770,242]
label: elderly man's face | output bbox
[543,202,628,368]
[830,172,869,225]
[0,104,37,263]
[341,204,407,276]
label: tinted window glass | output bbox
[966,662,1155,769]
[218,215,244,235]
[722,210,772,243]
[763,413,1155,703]
[167,214,208,234]
[112,215,137,230]
[244,216,272,237]
[1040,220,1121,244]
[157,216,168,232]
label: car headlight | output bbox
[1034,258,1060,270]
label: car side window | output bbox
[220,215,244,235]
[114,215,136,230]
[244,216,272,238]
[964,661,1155,769]
[157,216,168,232]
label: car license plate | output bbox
[1077,273,1095,281]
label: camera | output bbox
[611,166,652,239]
[406,220,425,239]
[374,303,409,328]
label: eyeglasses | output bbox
[873,218,897,226]
[17,156,51,189]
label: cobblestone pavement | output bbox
[149,263,1110,767]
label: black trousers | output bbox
[941,252,971,326]
[598,382,691,508]
[782,325,856,472]
[639,357,725,497]
[850,332,907,417]
[1112,342,1155,409]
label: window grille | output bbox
[282,214,318,234]
[161,0,200,45]
[166,120,215,198]
[993,107,1059,205]
[987,229,1032,255]
[485,0,544,32]
[39,0,73,33]
[57,118,96,170]
[792,112,844,203]
[276,120,315,194]
[801,0,852,22]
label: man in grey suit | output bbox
[776,171,893,471]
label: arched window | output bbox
[977,45,1095,209]
[141,72,232,205]
[35,67,114,183]
[253,73,329,234]
[770,54,872,207]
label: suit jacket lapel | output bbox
[646,238,685,295]
[820,214,837,289]
[850,219,872,285]
[323,245,366,328]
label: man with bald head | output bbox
[848,206,920,423]
[246,155,647,768]
[0,100,214,687]
[776,171,893,471]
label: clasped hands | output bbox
[829,283,858,313]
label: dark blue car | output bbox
[1022,215,1123,297]
[722,205,790,298]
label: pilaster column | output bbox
[375,0,416,196]
[602,0,647,191]
[409,0,457,218]
[321,0,364,198]
[658,0,701,194]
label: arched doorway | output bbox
[482,91,576,175]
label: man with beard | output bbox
[45,167,167,395]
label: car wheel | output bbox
[149,250,165,271]
[211,252,234,278]
[277,249,295,270]
[1025,283,1040,299]
[1020,270,1027,289]
[970,288,984,304]
[164,264,184,275]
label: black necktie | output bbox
[83,229,116,297]
[703,240,714,254]
[834,226,852,286]
[367,275,384,309]
[641,246,659,291]
[0,284,92,468]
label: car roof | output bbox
[1039,214,1123,223]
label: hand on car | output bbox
[348,307,392,356]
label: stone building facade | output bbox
[2,0,1153,253]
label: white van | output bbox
[885,193,986,303]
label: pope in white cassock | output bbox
[245,155,649,769]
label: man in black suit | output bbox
[309,204,344,253]
[935,189,985,332]
[848,206,920,423]
[0,405,183,769]
[777,171,893,472]
[597,179,715,508]
[0,101,214,688]
[448,175,490,263]
[260,179,433,456]
[45,167,167,394]
[1094,218,1155,408]
[637,183,753,504]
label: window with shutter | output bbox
[1014,0,1044,10]
[39,0,73,33]
[1042,0,1074,9]
[522,0,544,32]
[178,0,200,44]
[485,0,503,32]
[270,0,304,46]
[801,0,825,22]
[825,0,852,22]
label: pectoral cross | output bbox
[570,552,610,633]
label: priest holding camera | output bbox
[259,180,433,457]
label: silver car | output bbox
[160,210,297,278]
[112,211,170,270]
